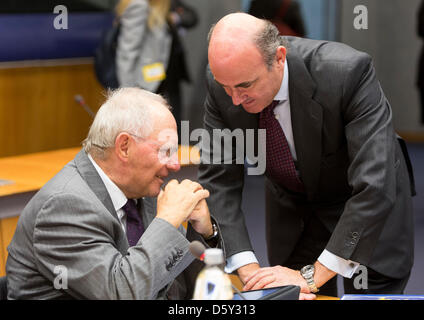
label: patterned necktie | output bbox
[122,199,145,247]
[259,100,305,193]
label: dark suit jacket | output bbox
[6,150,216,299]
[417,0,424,86]
[198,37,415,279]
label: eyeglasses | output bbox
[128,132,179,165]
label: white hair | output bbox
[82,87,170,159]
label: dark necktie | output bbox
[259,100,305,193]
[122,199,145,247]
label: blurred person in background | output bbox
[116,0,197,137]
[248,0,306,37]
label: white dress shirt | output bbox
[88,154,132,233]
[225,61,360,278]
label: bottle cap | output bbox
[204,248,224,265]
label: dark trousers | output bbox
[265,185,410,297]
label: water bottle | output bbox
[192,248,233,300]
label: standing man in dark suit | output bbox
[199,13,415,296]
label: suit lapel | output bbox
[286,48,323,200]
[74,150,117,218]
[74,150,129,252]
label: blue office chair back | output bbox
[0,276,7,300]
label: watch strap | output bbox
[306,279,319,293]
[205,222,218,240]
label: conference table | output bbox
[0,146,338,300]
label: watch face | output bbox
[301,265,314,277]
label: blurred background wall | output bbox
[340,0,424,138]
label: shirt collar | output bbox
[273,59,289,102]
[87,154,128,214]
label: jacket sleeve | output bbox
[325,53,398,265]
[33,192,193,300]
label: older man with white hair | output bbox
[6,88,218,300]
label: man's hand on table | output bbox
[239,261,337,300]
[241,265,315,300]
[237,263,260,284]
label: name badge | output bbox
[142,63,166,82]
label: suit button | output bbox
[166,257,175,270]
[351,232,359,238]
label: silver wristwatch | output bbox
[300,265,319,293]
[205,222,218,240]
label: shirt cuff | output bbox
[224,251,259,274]
[318,249,360,278]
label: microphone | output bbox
[189,240,206,261]
[74,94,95,119]
[189,240,247,300]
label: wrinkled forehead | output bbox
[156,128,178,147]
[149,114,178,148]
[147,100,177,134]
[209,43,266,86]
[208,21,264,69]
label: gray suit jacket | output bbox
[6,150,209,299]
[116,0,172,91]
[198,37,415,279]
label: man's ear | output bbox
[276,46,287,67]
[115,132,131,161]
